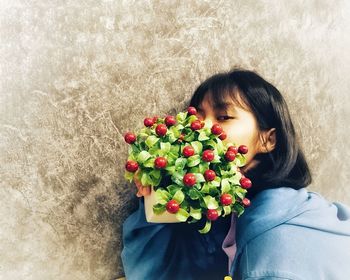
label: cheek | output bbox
[223,125,253,146]
[222,124,259,161]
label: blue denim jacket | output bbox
[229,187,350,280]
[121,198,231,280]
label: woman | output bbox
[121,69,350,279]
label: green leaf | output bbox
[236,188,247,200]
[160,142,171,153]
[223,206,232,217]
[211,155,221,163]
[200,182,210,194]
[211,176,221,187]
[203,195,219,209]
[188,188,202,200]
[145,135,159,148]
[168,130,177,143]
[149,169,161,186]
[175,158,187,170]
[221,178,231,194]
[143,157,155,168]
[140,127,151,135]
[198,220,212,234]
[186,115,198,124]
[191,141,203,154]
[184,132,195,142]
[124,171,134,182]
[169,126,181,138]
[131,145,141,154]
[209,185,220,196]
[176,112,187,123]
[153,203,166,215]
[148,145,159,156]
[235,153,246,167]
[190,207,202,220]
[171,171,185,187]
[198,131,209,141]
[155,189,172,204]
[176,124,184,130]
[189,166,200,173]
[137,151,152,163]
[194,173,205,183]
[128,151,138,161]
[233,203,245,217]
[170,145,180,154]
[167,152,178,165]
[140,172,150,186]
[206,140,217,148]
[175,208,190,222]
[165,165,176,175]
[187,155,201,167]
[166,184,182,196]
[215,138,224,155]
[173,190,185,204]
[149,169,161,179]
[198,162,209,173]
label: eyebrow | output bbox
[214,102,233,110]
[197,102,235,112]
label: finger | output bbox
[141,186,151,196]
[139,186,151,196]
[136,191,142,197]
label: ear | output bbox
[258,128,276,153]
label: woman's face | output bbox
[196,93,266,173]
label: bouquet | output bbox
[124,107,252,233]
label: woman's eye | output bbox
[217,116,233,121]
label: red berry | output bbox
[124,132,136,144]
[183,145,195,157]
[219,131,227,140]
[211,123,223,135]
[200,121,205,128]
[206,209,219,221]
[190,120,202,131]
[154,157,167,169]
[202,149,215,162]
[166,199,180,214]
[153,116,159,123]
[228,146,238,155]
[242,197,251,207]
[165,115,176,127]
[183,173,196,187]
[125,160,139,172]
[155,124,167,136]
[187,106,197,115]
[220,194,233,206]
[240,177,252,189]
[225,150,236,162]
[204,169,216,181]
[238,145,248,154]
[144,117,155,127]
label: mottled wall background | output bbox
[1,0,349,279]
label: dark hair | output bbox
[189,68,312,198]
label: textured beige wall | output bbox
[1,0,349,279]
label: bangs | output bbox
[190,74,251,112]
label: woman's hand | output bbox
[134,170,151,197]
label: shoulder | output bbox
[236,224,311,280]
